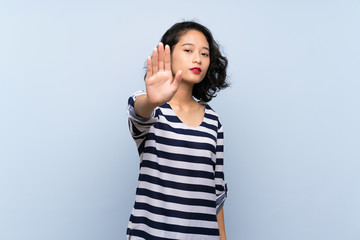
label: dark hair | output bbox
[147,21,229,102]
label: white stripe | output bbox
[216,138,224,145]
[142,152,215,172]
[128,223,220,240]
[157,115,217,135]
[132,209,219,229]
[153,127,217,146]
[204,108,219,117]
[135,195,215,215]
[138,181,216,201]
[215,165,224,172]
[126,234,145,240]
[215,152,224,158]
[141,167,215,187]
[145,140,216,159]
[159,108,175,116]
[203,117,218,126]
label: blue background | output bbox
[1,1,359,239]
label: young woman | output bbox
[126,21,229,240]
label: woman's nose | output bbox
[192,51,201,64]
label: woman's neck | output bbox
[169,82,197,108]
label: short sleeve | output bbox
[127,91,158,153]
[215,124,228,214]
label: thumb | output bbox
[171,70,182,91]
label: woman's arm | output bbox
[214,123,227,240]
[134,94,158,119]
[217,207,226,240]
[134,42,182,119]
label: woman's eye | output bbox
[202,53,209,57]
[184,49,192,53]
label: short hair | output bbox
[147,21,229,102]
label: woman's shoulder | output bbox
[201,101,219,117]
[201,102,223,129]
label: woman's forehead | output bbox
[177,30,209,48]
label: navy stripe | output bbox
[154,122,217,142]
[140,160,215,179]
[143,147,215,166]
[217,120,222,130]
[162,114,182,123]
[159,103,171,109]
[134,202,217,222]
[204,104,213,110]
[127,228,174,240]
[130,216,220,235]
[204,112,218,121]
[215,171,224,179]
[147,133,216,153]
[128,96,135,106]
[215,184,225,192]
[136,188,215,208]
[139,174,215,193]
[158,114,218,132]
[216,145,224,152]
[137,140,145,155]
[135,202,217,222]
[129,120,142,136]
[216,158,224,165]
[202,121,218,132]
[217,131,224,139]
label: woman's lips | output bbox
[190,67,201,74]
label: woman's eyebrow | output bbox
[181,43,209,51]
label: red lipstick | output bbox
[190,67,201,74]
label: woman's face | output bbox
[171,30,210,85]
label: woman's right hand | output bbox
[145,42,182,107]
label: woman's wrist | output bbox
[134,94,158,119]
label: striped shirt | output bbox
[126,91,228,240]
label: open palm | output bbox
[145,42,182,107]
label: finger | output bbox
[146,56,152,80]
[171,70,182,91]
[164,44,171,71]
[158,42,165,71]
[152,47,158,73]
